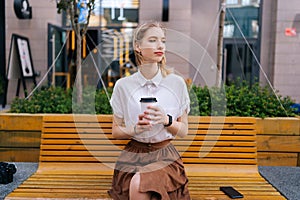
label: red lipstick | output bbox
[154,52,164,56]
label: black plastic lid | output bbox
[140,97,157,103]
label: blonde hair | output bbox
[133,21,172,77]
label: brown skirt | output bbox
[108,139,190,200]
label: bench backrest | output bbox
[40,115,257,173]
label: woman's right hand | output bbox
[133,114,152,135]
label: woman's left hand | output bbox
[143,105,168,125]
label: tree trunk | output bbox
[76,26,83,104]
[217,0,226,87]
[56,0,96,105]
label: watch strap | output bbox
[164,114,173,127]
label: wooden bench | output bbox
[5,114,286,200]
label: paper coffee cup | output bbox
[140,97,157,123]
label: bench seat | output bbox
[5,114,286,200]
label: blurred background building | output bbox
[1,0,300,104]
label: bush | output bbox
[10,87,72,113]
[10,86,112,114]
[10,83,297,117]
[189,81,296,118]
[189,85,226,116]
[72,86,112,114]
[226,82,296,117]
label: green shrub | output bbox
[10,86,113,114]
[189,85,226,116]
[10,83,296,117]
[189,81,296,117]
[225,81,296,118]
[94,88,113,114]
[72,86,112,114]
[10,87,72,113]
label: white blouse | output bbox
[110,69,190,143]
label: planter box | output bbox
[256,117,300,166]
[0,114,43,162]
[1,113,300,166]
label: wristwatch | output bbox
[164,114,173,127]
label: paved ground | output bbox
[259,166,300,200]
[0,163,299,200]
[1,163,38,200]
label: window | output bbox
[224,0,260,38]
[63,0,139,27]
[57,0,140,87]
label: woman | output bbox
[109,21,191,200]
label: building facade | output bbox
[2,0,300,104]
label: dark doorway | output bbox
[223,38,260,85]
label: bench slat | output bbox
[39,156,257,164]
[40,143,256,150]
[43,123,112,128]
[42,139,256,147]
[43,128,256,136]
[188,124,255,130]
[43,115,256,123]
[43,114,113,122]
[41,133,256,141]
[40,151,256,159]
[43,123,255,132]
[182,158,257,164]
[39,157,116,162]
[187,116,256,124]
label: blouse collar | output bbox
[136,69,163,87]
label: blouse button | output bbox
[147,143,152,147]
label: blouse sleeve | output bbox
[181,80,190,115]
[109,81,124,118]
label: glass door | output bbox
[47,24,70,88]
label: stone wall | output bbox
[273,0,300,102]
